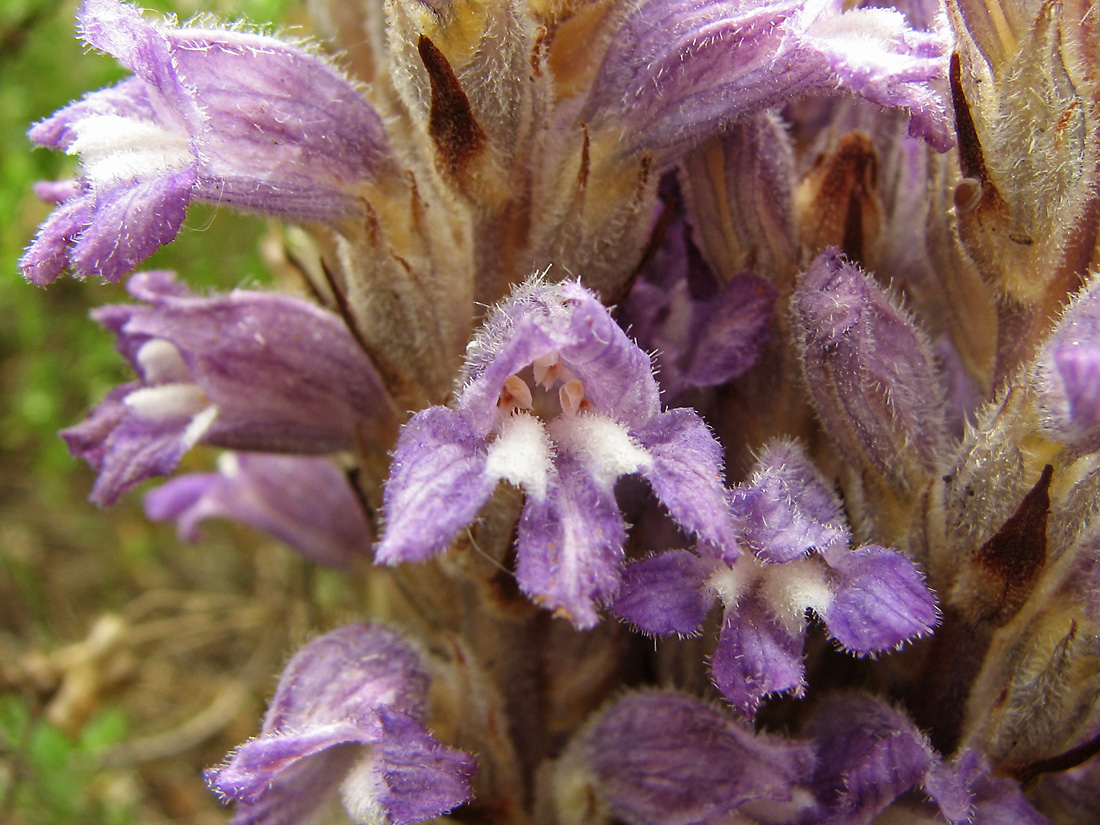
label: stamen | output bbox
[500,374,533,410]
[559,379,586,415]
[124,383,208,422]
[136,339,191,384]
[532,352,561,388]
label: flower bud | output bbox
[791,249,947,494]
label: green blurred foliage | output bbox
[1,693,134,825]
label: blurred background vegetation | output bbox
[0,1,364,822]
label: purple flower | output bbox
[145,452,373,569]
[576,691,816,825]
[376,279,738,627]
[614,440,937,716]
[63,271,394,506]
[621,212,777,400]
[791,249,947,493]
[21,0,394,284]
[582,0,954,159]
[206,624,475,825]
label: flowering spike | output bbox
[22,0,395,283]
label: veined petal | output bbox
[584,691,815,825]
[711,595,805,717]
[343,709,475,825]
[28,76,158,152]
[823,544,938,654]
[613,550,716,635]
[377,407,496,564]
[167,27,395,217]
[730,439,849,563]
[633,408,740,556]
[584,0,952,160]
[61,383,194,506]
[210,722,383,806]
[79,0,195,119]
[460,280,660,435]
[69,168,194,282]
[807,694,939,822]
[20,194,95,286]
[264,625,430,733]
[145,453,373,569]
[515,453,627,628]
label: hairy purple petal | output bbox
[711,596,805,717]
[62,382,194,506]
[376,407,496,564]
[515,453,627,628]
[363,709,477,825]
[730,439,849,563]
[792,249,946,492]
[145,453,372,568]
[21,194,95,286]
[22,0,393,282]
[808,694,939,823]
[585,691,815,825]
[634,408,740,553]
[460,281,660,435]
[613,550,716,635]
[70,169,194,281]
[121,272,393,446]
[584,0,952,160]
[823,544,938,654]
